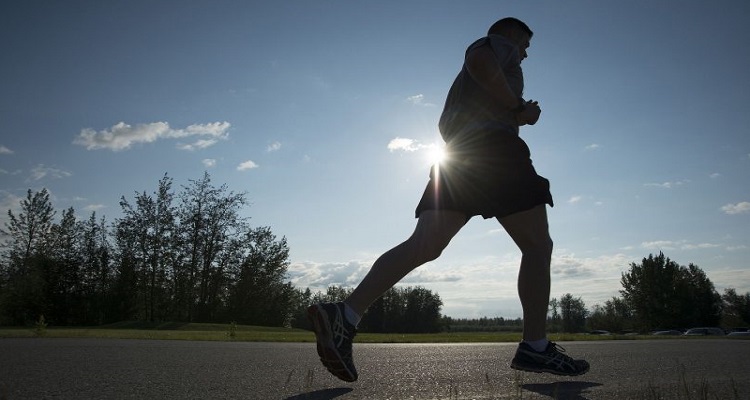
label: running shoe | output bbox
[307,302,358,382]
[510,341,590,376]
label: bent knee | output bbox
[408,236,450,263]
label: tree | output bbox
[359,286,443,333]
[176,172,249,322]
[228,226,292,326]
[115,175,177,321]
[79,212,112,324]
[557,293,587,333]
[46,207,84,325]
[0,189,56,324]
[1,189,56,268]
[547,298,561,332]
[587,296,632,333]
[721,288,750,327]
[620,253,721,331]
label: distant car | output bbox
[652,330,683,336]
[684,327,725,336]
[727,331,750,337]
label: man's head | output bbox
[487,17,532,61]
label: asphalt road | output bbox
[1,338,748,399]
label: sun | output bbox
[426,144,447,165]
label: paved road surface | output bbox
[1,338,748,399]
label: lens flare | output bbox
[427,144,447,165]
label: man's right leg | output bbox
[308,210,466,382]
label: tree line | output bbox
[0,173,444,333]
[2,175,748,333]
[549,253,750,333]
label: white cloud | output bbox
[641,240,722,251]
[84,204,106,212]
[644,179,689,189]
[568,195,583,204]
[584,144,600,151]
[406,94,435,107]
[388,137,420,152]
[709,172,721,179]
[28,164,72,181]
[73,121,230,151]
[287,260,369,289]
[177,138,219,151]
[237,160,259,171]
[721,201,750,215]
[0,168,22,176]
[267,141,282,152]
[202,159,217,168]
[0,145,13,155]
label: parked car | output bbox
[684,327,725,336]
[652,330,683,336]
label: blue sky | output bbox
[2,1,749,318]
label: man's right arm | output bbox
[464,42,523,111]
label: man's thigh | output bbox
[412,210,467,244]
[497,205,551,250]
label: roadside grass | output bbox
[1,322,747,343]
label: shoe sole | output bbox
[307,305,357,382]
[510,360,589,376]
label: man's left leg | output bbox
[498,204,552,343]
[499,205,589,376]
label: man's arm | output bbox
[464,42,523,110]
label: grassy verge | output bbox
[1,322,747,342]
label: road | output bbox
[1,338,748,399]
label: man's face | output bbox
[516,32,531,63]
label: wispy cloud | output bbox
[73,121,230,151]
[584,144,600,151]
[237,160,259,171]
[177,138,220,151]
[267,141,282,152]
[0,168,22,176]
[84,204,106,212]
[644,179,689,189]
[406,94,435,107]
[641,240,721,251]
[721,201,750,215]
[0,145,13,155]
[568,195,583,204]
[202,159,217,168]
[388,137,422,152]
[28,164,72,181]
[709,172,721,179]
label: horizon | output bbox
[1,1,749,319]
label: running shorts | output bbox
[414,132,553,219]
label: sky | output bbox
[1,1,749,319]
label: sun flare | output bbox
[427,144,447,165]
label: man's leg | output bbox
[346,209,467,316]
[308,210,466,382]
[500,205,590,376]
[498,204,552,342]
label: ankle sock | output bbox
[342,302,361,327]
[524,338,549,352]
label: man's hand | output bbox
[517,100,541,126]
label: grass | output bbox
[2,321,747,343]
